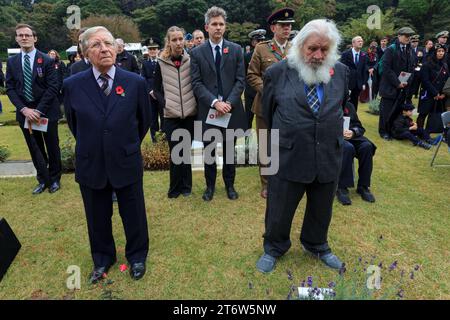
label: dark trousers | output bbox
[379,97,396,136]
[21,121,61,185]
[149,95,164,142]
[339,140,374,189]
[263,175,337,258]
[394,128,430,144]
[350,88,361,111]
[203,137,236,189]
[79,179,149,267]
[164,116,195,196]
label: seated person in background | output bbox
[336,101,377,206]
[391,102,438,150]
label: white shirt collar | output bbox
[209,38,224,49]
[92,65,116,81]
[274,39,287,51]
[22,48,37,59]
[352,48,361,56]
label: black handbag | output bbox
[426,100,444,133]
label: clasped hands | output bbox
[214,101,232,116]
[343,129,354,140]
[21,107,41,123]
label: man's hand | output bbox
[368,68,374,77]
[343,129,354,140]
[214,101,232,115]
[362,85,366,91]
[409,124,418,131]
[21,107,40,122]
[398,82,408,89]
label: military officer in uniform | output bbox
[435,31,449,66]
[247,8,295,199]
[244,29,266,163]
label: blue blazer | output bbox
[6,50,61,125]
[339,49,369,91]
[63,67,151,189]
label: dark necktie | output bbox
[23,54,34,102]
[99,74,111,96]
[215,45,223,97]
[306,85,320,117]
[355,53,359,65]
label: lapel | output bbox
[105,68,124,118]
[80,70,106,115]
[32,51,40,81]
[220,39,229,71]
[269,40,285,61]
[15,53,23,85]
[286,67,308,110]
[204,42,217,73]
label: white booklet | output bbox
[398,72,412,83]
[343,116,350,131]
[24,117,49,132]
[205,109,231,128]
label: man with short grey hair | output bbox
[115,38,140,74]
[64,26,151,283]
[256,19,348,273]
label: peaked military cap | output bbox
[248,29,267,40]
[435,31,449,39]
[267,8,295,25]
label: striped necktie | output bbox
[306,85,320,116]
[99,74,111,96]
[23,54,34,102]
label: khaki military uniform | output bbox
[247,39,291,191]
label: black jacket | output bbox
[339,49,369,90]
[70,59,91,76]
[343,101,377,154]
[379,40,415,100]
[141,58,158,92]
[420,60,449,99]
[391,114,414,138]
[116,51,140,74]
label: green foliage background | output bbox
[0,0,449,56]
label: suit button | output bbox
[317,142,320,145]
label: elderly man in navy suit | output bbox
[339,36,369,111]
[6,24,62,194]
[190,6,247,202]
[63,26,151,283]
[256,19,349,273]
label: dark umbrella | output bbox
[28,120,50,187]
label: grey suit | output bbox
[262,59,349,257]
[190,39,247,189]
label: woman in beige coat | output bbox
[152,26,197,198]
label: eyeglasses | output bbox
[89,40,115,50]
[16,34,34,38]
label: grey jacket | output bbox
[262,60,349,183]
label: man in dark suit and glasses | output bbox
[256,19,348,273]
[6,24,62,194]
[339,36,369,111]
[190,6,247,202]
[63,26,151,283]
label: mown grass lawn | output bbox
[0,102,449,300]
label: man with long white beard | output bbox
[256,19,349,273]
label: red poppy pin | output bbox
[223,47,229,54]
[37,57,43,64]
[116,86,125,97]
[344,107,349,114]
[174,60,181,68]
[329,68,335,77]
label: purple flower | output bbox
[358,257,362,263]
[328,281,336,288]
[307,276,313,287]
[300,280,306,287]
[410,272,415,280]
[389,261,398,271]
[397,289,404,298]
[414,265,420,271]
[378,262,383,269]
[339,263,347,276]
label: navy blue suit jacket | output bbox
[6,50,61,125]
[339,49,369,91]
[63,67,151,189]
[140,59,158,92]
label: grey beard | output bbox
[287,53,338,86]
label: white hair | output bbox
[287,19,341,85]
[80,26,116,55]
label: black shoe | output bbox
[336,188,352,205]
[88,261,116,284]
[48,181,61,194]
[416,141,432,150]
[226,186,239,200]
[32,183,47,195]
[130,262,146,280]
[357,186,376,203]
[202,187,214,201]
[168,192,180,199]
[381,134,392,141]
